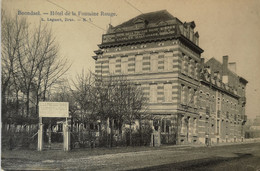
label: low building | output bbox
[245,115,260,138]
[93,10,248,145]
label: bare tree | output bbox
[71,70,96,123]
[122,81,147,146]
[1,11,27,121]
[1,12,70,122]
[94,74,148,147]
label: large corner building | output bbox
[93,10,248,145]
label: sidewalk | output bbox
[161,138,260,149]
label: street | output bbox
[2,142,260,170]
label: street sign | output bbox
[39,102,69,117]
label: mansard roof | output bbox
[113,10,176,29]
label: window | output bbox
[151,54,158,72]
[217,98,220,110]
[193,118,197,134]
[150,84,157,103]
[135,55,142,73]
[181,54,186,74]
[181,85,185,104]
[181,117,185,134]
[194,90,198,107]
[206,93,210,107]
[109,58,116,74]
[188,87,193,105]
[181,57,185,73]
[164,54,172,71]
[195,62,199,79]
[121,57,128,74]
[188,62,192,77]
[164,83,172,102]
[184,56,188,75]
[211,96,215,112]
[188,59,194,77]
[217,120,220,134]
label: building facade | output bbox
[93,10,247,145]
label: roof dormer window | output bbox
[133,18,147,29]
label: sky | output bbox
[2,0,260,119]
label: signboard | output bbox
[102,25,176,44]
[39,102,69,117]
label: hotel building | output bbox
[93,10,247,145]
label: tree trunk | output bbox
[130,123,132,146]
[70,117,73,149]
[15,89,19,117]
[110,119,114,148]
[106,117,109,148]
[48,121,51,149]
[26,91,30,118]
[139,119,143,146]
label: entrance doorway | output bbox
[42,118,68,150]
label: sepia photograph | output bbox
[1,0,260,170]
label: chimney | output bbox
[228,62,236,73]
[222,55,228,75]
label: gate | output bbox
[43,121,64,150]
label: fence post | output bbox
[63,117,70,151]
[38,117,43,151]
